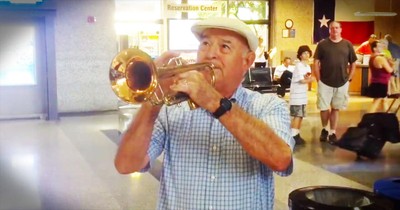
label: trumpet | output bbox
[109,48,215,109]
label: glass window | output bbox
[115,23,162,58]
[226,1,269,50]
[115,0,162,21]
[114,0,270,54]
[0,23,36,86]
[226,0,268,20]
[168,19,200,51]
[115,0,163,57]
[176,0,270,49]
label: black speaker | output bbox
[289,186,394,210]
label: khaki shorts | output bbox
[317,80,349,111]
[290,105,306,117]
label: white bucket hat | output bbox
[191,17,258,52]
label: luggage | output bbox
[358,112,400,143]
[338,126,385,159]
[337,97,400,158]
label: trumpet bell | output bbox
[109,48,157,104]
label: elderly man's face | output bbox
[197,28,255,97]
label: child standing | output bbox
[289,45,315,145]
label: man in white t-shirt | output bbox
[274,57,295,80]
[274,57,295,97]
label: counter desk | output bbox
[355,64,369,96]
[311,64,369,96]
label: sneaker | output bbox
[293,134,306,145]
[320,129,329,142]
[328,133,337,145]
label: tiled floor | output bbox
[0,91,399,210]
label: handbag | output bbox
[387,74,400,97]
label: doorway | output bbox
[0,18,47,120]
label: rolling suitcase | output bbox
[337,126,385,159]
[338,97,400,158]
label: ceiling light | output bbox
[354,12,397,17]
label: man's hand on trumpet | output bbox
[170,69,222,112]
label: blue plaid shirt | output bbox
[146,86,294,210]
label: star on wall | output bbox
[319,15,330,28]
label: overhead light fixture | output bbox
[355,0,397,17]
[354,12,397,17]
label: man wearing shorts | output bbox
[313,21,357,144]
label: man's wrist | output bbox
[212,98,234,119]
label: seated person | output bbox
[274,57,295,81]
[355,34,377,55]
[274,57,295,97]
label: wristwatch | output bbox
[212,98,233,119]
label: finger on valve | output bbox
[154,51,180,67]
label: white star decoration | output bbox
[319,15,330,28]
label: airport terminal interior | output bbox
[1,91,399,210]
[1,0,400,209]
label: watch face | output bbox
[221,98,232,110]
[285,19,293,29]
[212,98,232,118]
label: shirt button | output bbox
[209,205,213,210]
[213,145,218,151]
[211,175,216,180]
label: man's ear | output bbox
[243,51,256,69]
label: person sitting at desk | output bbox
[254,36,267,68]
[274,57,295,97]
[355,34,377,55]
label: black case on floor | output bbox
[337,126,386,159]
[338,98,400,158]
[358,112,400,143]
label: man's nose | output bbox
[206,46,219,60]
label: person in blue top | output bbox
[384,34,400,59]
[114,17,294,210]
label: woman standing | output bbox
[366,40,394,113]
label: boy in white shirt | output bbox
[289,45,315,145]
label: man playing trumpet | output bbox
[114,17,294,210]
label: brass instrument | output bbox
[109,48,215,109]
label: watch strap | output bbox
[212,98,233,119]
